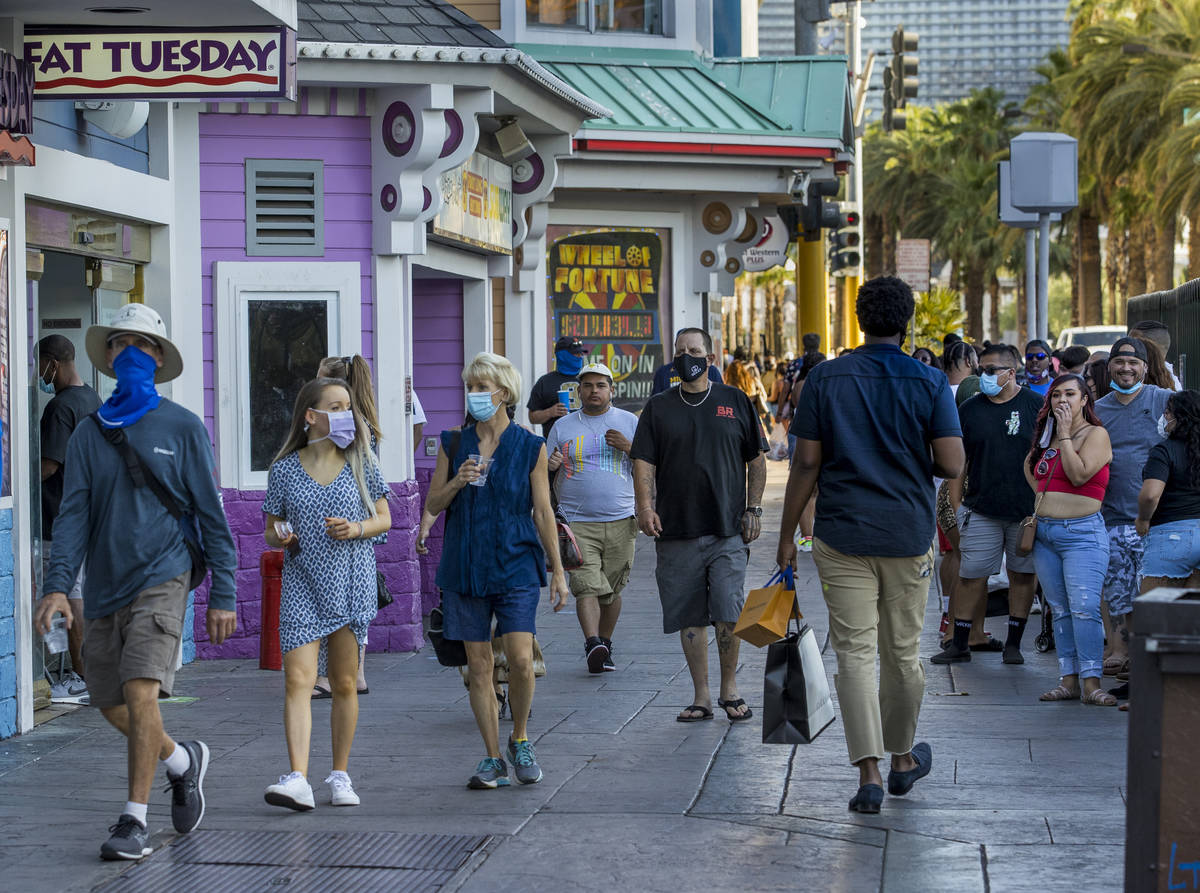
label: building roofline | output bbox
[297,41,614,120]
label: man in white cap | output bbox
[33,303,238,861]
[545,362,640,672]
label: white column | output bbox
[374,254,412,482]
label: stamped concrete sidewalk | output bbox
[0,462,1127,891]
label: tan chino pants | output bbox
[812,537,934,765]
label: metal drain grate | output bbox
[94,831,491,893]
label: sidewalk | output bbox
[0,462,1127,892]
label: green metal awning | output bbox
[521,45,852,147]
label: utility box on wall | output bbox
[1125,587,1200,892]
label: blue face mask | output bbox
[979,372,1003,396]
[556,350,584,376]
[467,390,500,421]
[38,372,56,395]
[96,345,162,428]
[1109,378,1143,395]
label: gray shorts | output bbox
[957,507,1036,579]
[654,534,749,633]
[84,572,189,709]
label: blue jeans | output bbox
[1032,513,1109,680]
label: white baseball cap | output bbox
[579,362,615,380]
[86,303,184,383]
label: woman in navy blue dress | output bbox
[262,377,391,810]
[426,352,569,790]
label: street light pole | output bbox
[1025,228,1036,344]
[1037,213,1050,342]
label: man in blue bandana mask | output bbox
[33,303,239,862]
[527,335,589,440]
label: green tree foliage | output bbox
[910,286,967,352]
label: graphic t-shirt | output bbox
[1142,438,1200,526]
[958,389,1044,521]
[630,383,767,539]
[527,370,580,439]
[39,384,102,540]
[545,406,639,522]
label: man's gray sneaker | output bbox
[506,738,543,785]
[100,815,151,861]
[467,757,510,789]
[165,740,209,833]
[48,670,89,705]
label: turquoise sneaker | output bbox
[506,738,544,785]
[467,757,510,789]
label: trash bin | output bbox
[1125,587,1200,892]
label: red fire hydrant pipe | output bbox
[259,549,283,671]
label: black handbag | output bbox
[376,570,392,609]
[427,604,467,667]
[92,414,208,591]
[762,605,836,744]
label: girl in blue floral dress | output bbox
[262,377,391,811]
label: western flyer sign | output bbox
[547,228,667,411]
[24,27,296,100]
[896,238,931,293]
[431,153,512,255]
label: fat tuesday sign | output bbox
[24,28,296,101]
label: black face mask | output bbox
[674,353,707,383]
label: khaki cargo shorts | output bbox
[568,517,638,606]
[84,572,189,709]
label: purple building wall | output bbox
[412,278,464,611]
[192,110,422,659]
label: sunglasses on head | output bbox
[1026,352,1048,361]
[980,365,1012,376]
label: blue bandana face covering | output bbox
[96,345,161,428]
[556,350,584,376]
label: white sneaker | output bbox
[264,771,315,811]
[325,771,360,806]
[49,670,89,705]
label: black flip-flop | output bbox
[311,684,332,700]
[676,705,714,723]
[717,698,753,723]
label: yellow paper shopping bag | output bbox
[734,568,800,647]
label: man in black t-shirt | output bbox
[527,335,588,439]
[932,343,1043,667]
[37,334,102,696]
[631,328,767,724]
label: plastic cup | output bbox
[469,453,491,487]
[557,390,571,410]
[44,617,69,655]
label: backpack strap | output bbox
[90,413,185,521]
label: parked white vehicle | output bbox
[1054,325,1126,351]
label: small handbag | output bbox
[1017,450,1059,556]
[376,570,392,609]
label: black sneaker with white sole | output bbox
[600,638,616,671]
[584,636,610,674]
[100,814,151,861]
[164,740,210,833]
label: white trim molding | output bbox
[213,261,361,490]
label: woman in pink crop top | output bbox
[1022,373,1115,706]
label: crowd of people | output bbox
[27,277,1200,859]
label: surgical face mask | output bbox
[1157,414,1170,439]
[467,390,501,421]
[1109,378,1143,396]
[979,372,1003,397]
[39,363,57,395]
[308,409,357,449]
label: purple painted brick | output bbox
[239,599,262,635]
[237,534,265,568]
[199,638,259,660]
[390,624,424,652]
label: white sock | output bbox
[124,801,148,826]
[161,743,190,777]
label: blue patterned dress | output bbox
[264,451,390,654]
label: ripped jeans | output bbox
[1033,513,1109,679]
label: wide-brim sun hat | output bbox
[85,303,183,383]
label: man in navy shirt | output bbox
[778,276,964,815]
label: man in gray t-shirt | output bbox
[546,363,639,673]
[1094,337,1171,678]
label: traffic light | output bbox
[882,26,918,132]
[828,205,861,276]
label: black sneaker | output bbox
[100,814,151,861]
[584,637,610,674]
[600,638,616,672]
[164,740,209,833]
[930,642,971,664]
[1002,645,1025,665]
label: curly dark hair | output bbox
[856,276,914,337]
[1167,390,1200,489]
